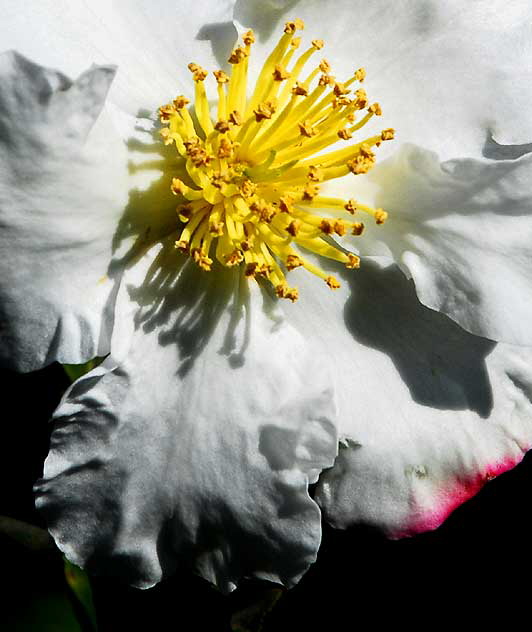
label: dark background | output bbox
[2,363,530,631]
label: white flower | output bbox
[1,0,532,592]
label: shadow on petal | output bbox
[110,120,180,272]
[482,131,532,161]
[342,259,495,416]
[234,0,302,41]
[130,244,251,378]
[101,118,256,377]
[371,145,532,228]
[196,21,239,69]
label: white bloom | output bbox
[1,0,532,591]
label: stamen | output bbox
[159,21,394,300]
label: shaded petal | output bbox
[2,0,237,115]
[283,258,532,538]
[234,0,532,160]
[0,53,133,371]
[338,145,532,346]
[35,243,337,591]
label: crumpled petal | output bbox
[2,0,237,115]
[35,241,337,592]
[282,257,532,538]
[234,0,532,160]
[0,52,132,371]
[332,144,532,346]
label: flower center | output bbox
[159,19,394,301]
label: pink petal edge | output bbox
[391,451,529,539]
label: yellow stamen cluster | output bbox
[158,20,394,300]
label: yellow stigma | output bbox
[158,21,394,300]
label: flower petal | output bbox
[340,145,532,346]
[0,53,130,371]
[284,258,532,538]
[35,242,337,591]
[2,0,237,115]
[234,0,532,160]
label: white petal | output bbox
[234,0,532,160]
[337,145,532,346]
[283,258,532,538]
[0,53,132,371]
[2,0,237,115]
[35,242,337,591]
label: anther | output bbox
[177,205,193,222]
[211,171,230,188]
[292,82,309,96]
[189,149,211,167]
[229,110,243,126]
[279,195,295,213]
[347,144,376,175]
[344,199,357,214]
[333,95,351,108]
[243,30,256,46]
[240,238,254,252]
[286,220,301,237]
[346,254,361,269]
[333,82,350,96]
[251,201,277,223]
[213,70,230,83]
[240,180,257,197]
[284,19,305,34]
[354,89,368,109]
[215,120,231,133]
[302,184,320,201]
[258,264,273,277]
[173,95,190,109]
[325,276,341,289]
[192,248,213,271]
[245,262,259,277]
[175,240,189,252]
[354,67,366,82]
[158,104,176,121]
[226,250,244,266]
[338,128,353,140]
[217,138,234,158]
[299,120,317,137]
[307,165,323,182]
[276,283,299,302]
[319,74,334,86]
[188,63,208,81]
[319,219,334,234]
[374,209,388,224]
[286,254,303,270]
[171,178,187,195]
[273,65,291,81]
[334,221,347,236]
[228,47,248,64]
[254,101,277,122]
[209,221,225,236]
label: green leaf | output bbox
[64,559,98,631]
[4,591,83,632]
[63,357,104,383]
[231,586,283,632]
[0,515,53,552]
